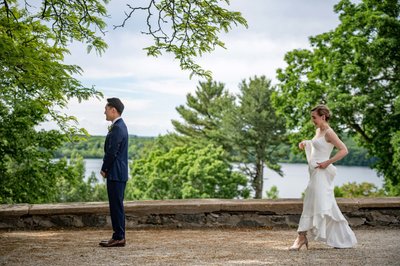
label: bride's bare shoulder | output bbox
[325,128,339,142]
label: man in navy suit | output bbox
[99,98,129,247]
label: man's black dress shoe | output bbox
[99,239,126,247]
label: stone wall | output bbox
[1,198,399,230]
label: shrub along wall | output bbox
[0,198,399,230]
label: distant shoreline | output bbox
[55,135,375,167]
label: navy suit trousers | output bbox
[106,179,126,240]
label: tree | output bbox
[171,80,235,151]
[273,0,400,194]
[126,142,250,199]
[227,76,286,198]
[0,1,105,203]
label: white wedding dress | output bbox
[297,135,357,248]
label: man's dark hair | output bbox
[107,98,124,114]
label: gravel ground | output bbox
[1,228,399,266]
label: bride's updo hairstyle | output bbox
[311,104,331,122]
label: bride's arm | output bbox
[316,129,348,169]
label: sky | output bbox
[49,0,341,137]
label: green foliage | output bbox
[126,143,250,200]
[119,0,248,78]
[0,1,106,203]
[265,185,279,199]
[55,153,107,202]
[274,0,400,194]
[386,130,400,195]
[226,76,286,198]
[0,129,67,203]
[334,182,386,198]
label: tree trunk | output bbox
[254,159,264,199]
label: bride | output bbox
[289,104,357,250]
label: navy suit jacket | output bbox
[101,118,129,182]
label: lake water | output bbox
[84,159,383,199]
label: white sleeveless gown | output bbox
[297,136,357,248]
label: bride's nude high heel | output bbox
[289,232,308,251]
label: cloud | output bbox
[197,34,308,91]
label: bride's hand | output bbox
[299,141,306,150]
[315,161,330,169]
